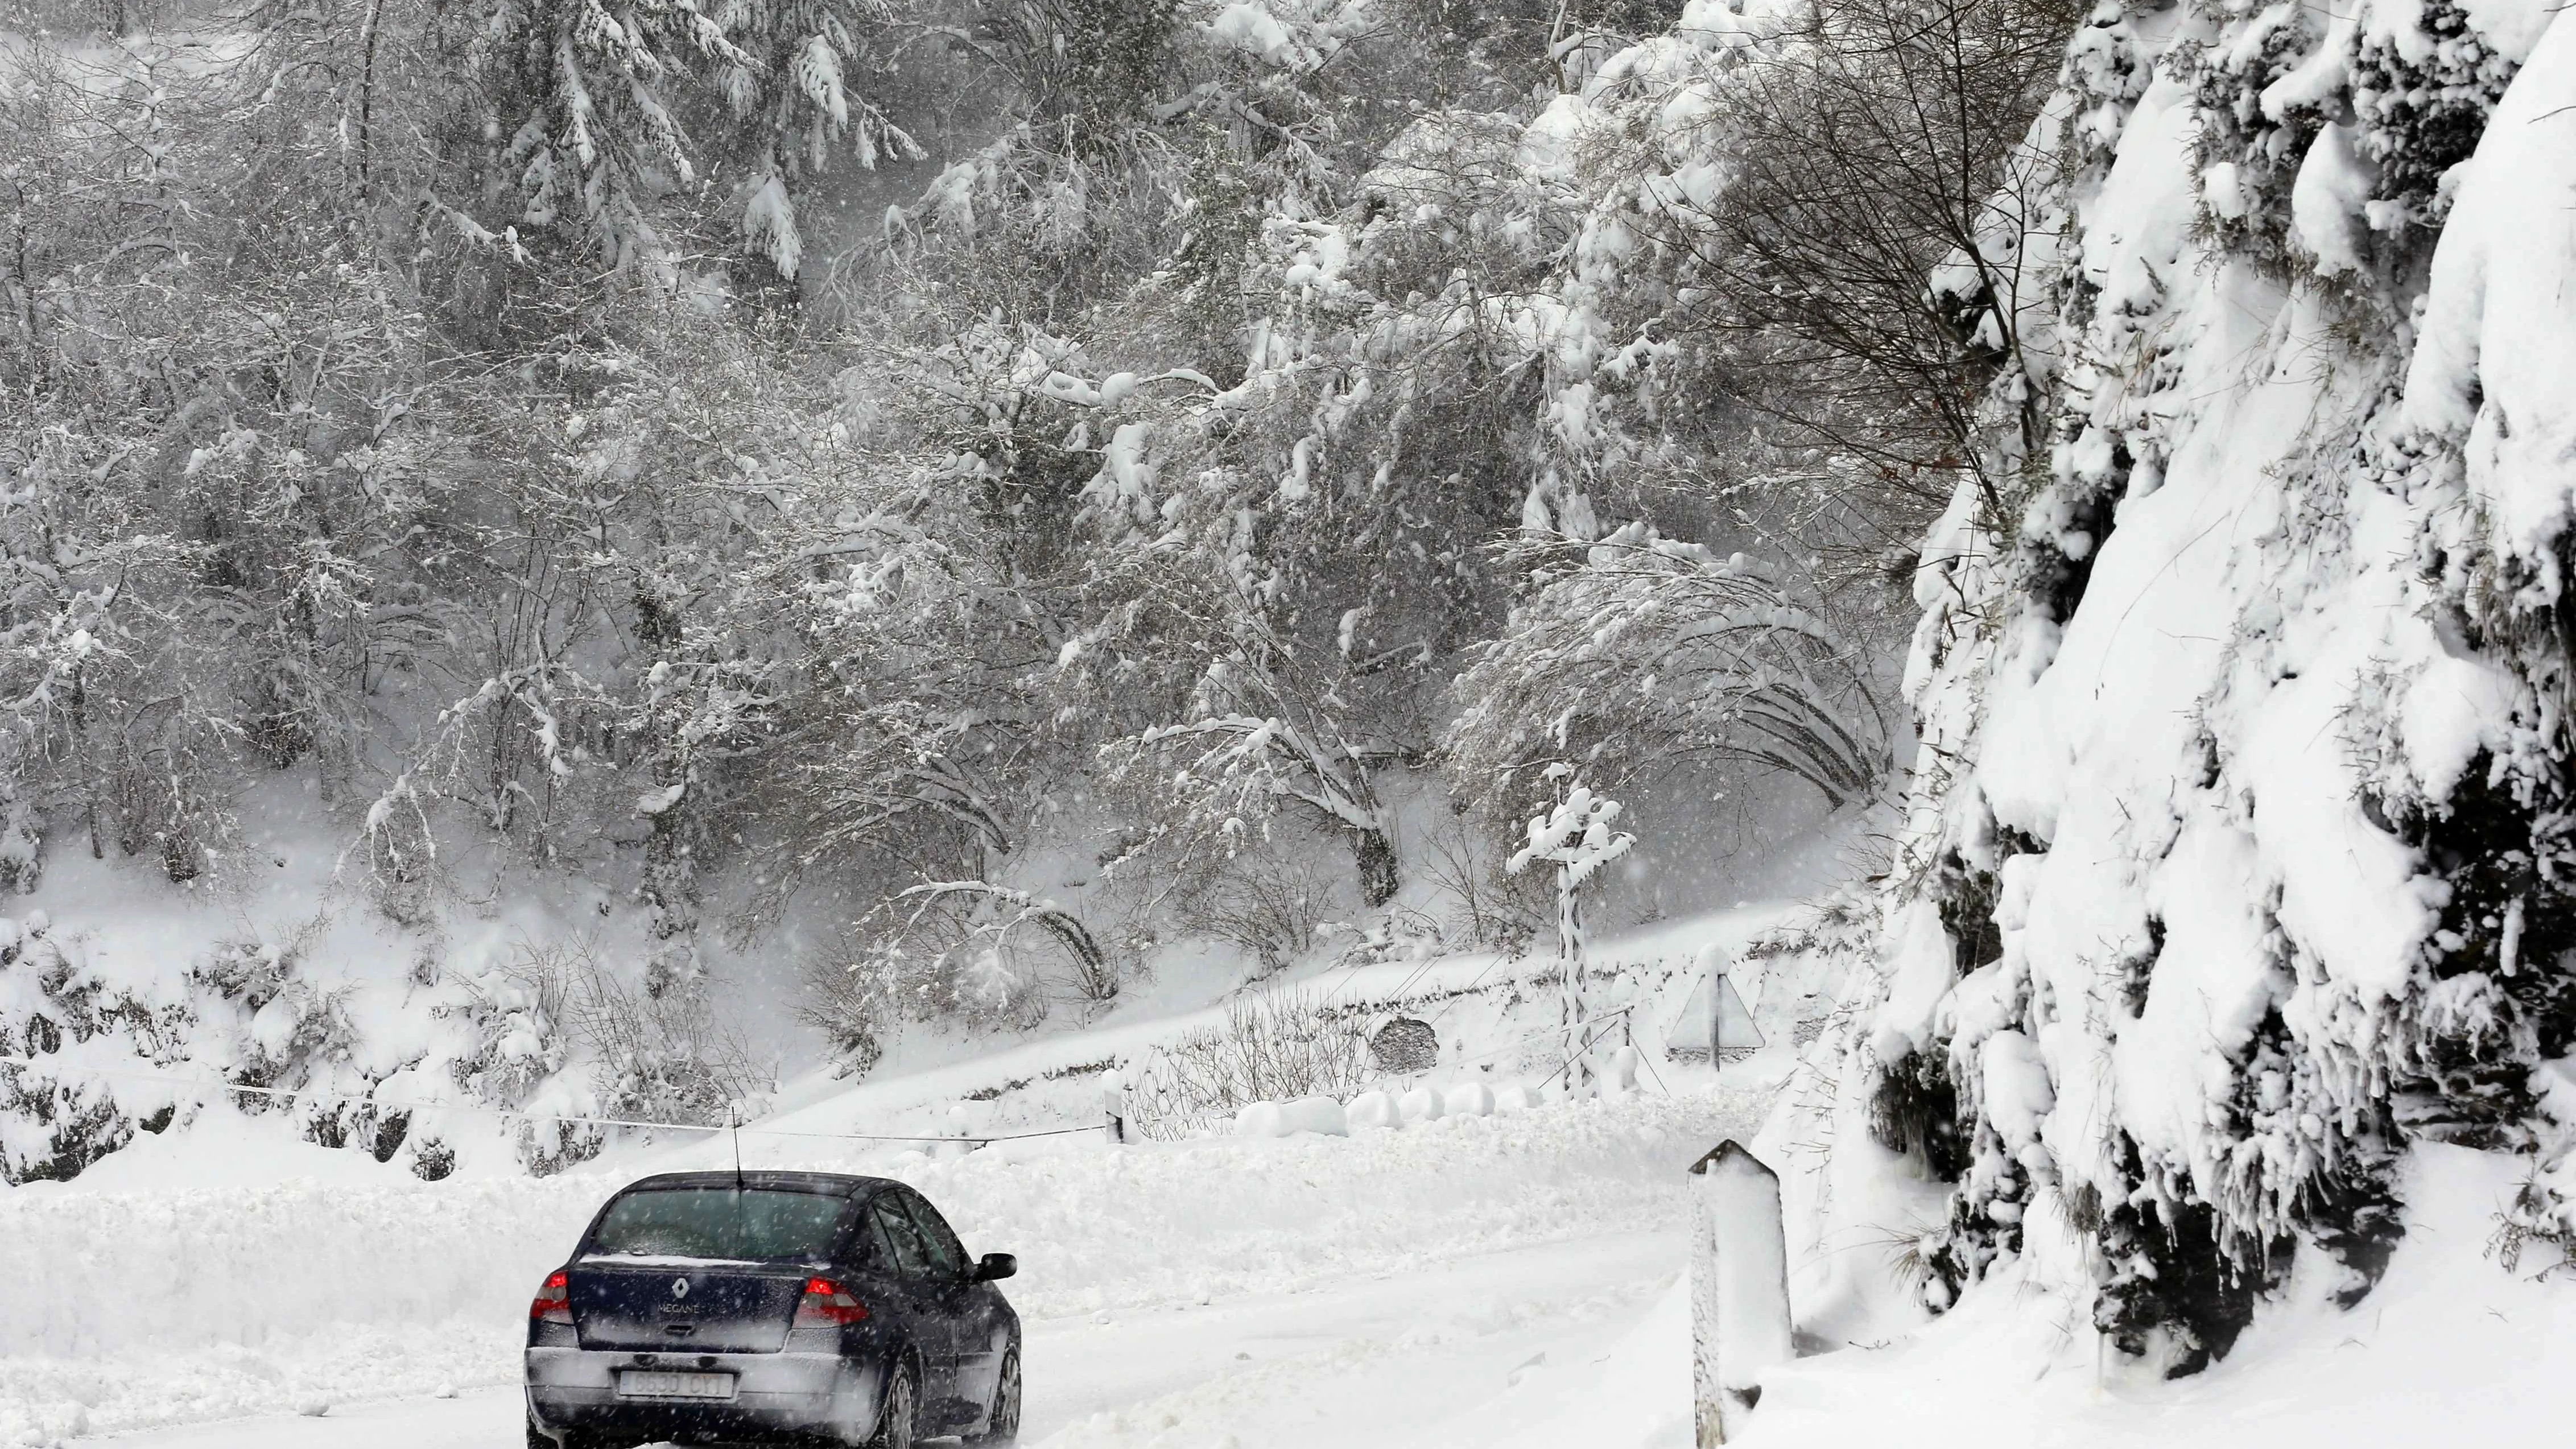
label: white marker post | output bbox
[1100,1067,1128,1145]
[1689,1140,1791,1447]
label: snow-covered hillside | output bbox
[1780,0,2576,1390]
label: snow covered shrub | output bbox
[0,1067,131,1184]
[2345,0,2522,244]
[2186,0,2522,288]
[443,947,577,1116]
[401,657,609,859]
[1865,1047,1970,1184]
[2490,1146,2576,1279]
[1689,0,2073,461]
[558,941,772,1128]
[798,948,891,1080]
[1104,671,1406,909]
[2180,0,2335,274]
[1414,810,1548,953]
[801,881,1119,1074]
[444,938,769,1152]
[2352,763,2576,1149]
[188,921,387,1154]
[1323,905,1455,973]
[0,917,188,1182]
[407,1134,459,1182]
[1126,989,1377,1139]
[892,882,1107,1016]
[354,776,444,928]
[1178,848,1348,977]
[2091,1188,2278,1374]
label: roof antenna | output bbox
[729,1103,746,1190]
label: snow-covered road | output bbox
[6,1080,1754,1446]
[75,1232,1687,1449]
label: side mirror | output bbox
[973,1253,1017,1282]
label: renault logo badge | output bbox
[671,1277,691,1300]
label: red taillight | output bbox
[531,1269,572,1325]
[794,1277,869,1328]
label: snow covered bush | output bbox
[809,880,1116,1056]
[1173,847,1350,977]
[555,942,773,1129]
[437,938,771,1166]
[0,917,183,1182]
[1127,988,1378,1139]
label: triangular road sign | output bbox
[1713,971,1764,1051]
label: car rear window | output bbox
[587,1188,850,1261]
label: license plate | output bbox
[618,1370,736,1400]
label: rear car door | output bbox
[863,1192,961,1403]
[898,1191,1012,1411]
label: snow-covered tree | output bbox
[1451,522,1889,826]
[1766,0,2576,1383]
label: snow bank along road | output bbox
[7,1089,1754,1448]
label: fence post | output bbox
[1690,1140,1791,1447]
[1100,1067,1127,1145]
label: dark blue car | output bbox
[526,1171,1021,1448]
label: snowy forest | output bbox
[5,0,2576,1406]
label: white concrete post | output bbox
[1100,1067,1128,1145]
[1690,1140,1791,1447]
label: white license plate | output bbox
[618,1370,736,1400]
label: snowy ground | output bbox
[3,1068,1769,1447]
[9,897,2569,1449]
[48,1142,2571,1449]
[1749,1145,2576,1448]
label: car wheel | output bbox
[967,1348,1021,1446]
[869,1361,919,1449]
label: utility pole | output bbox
[1507,771,1633,1093]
